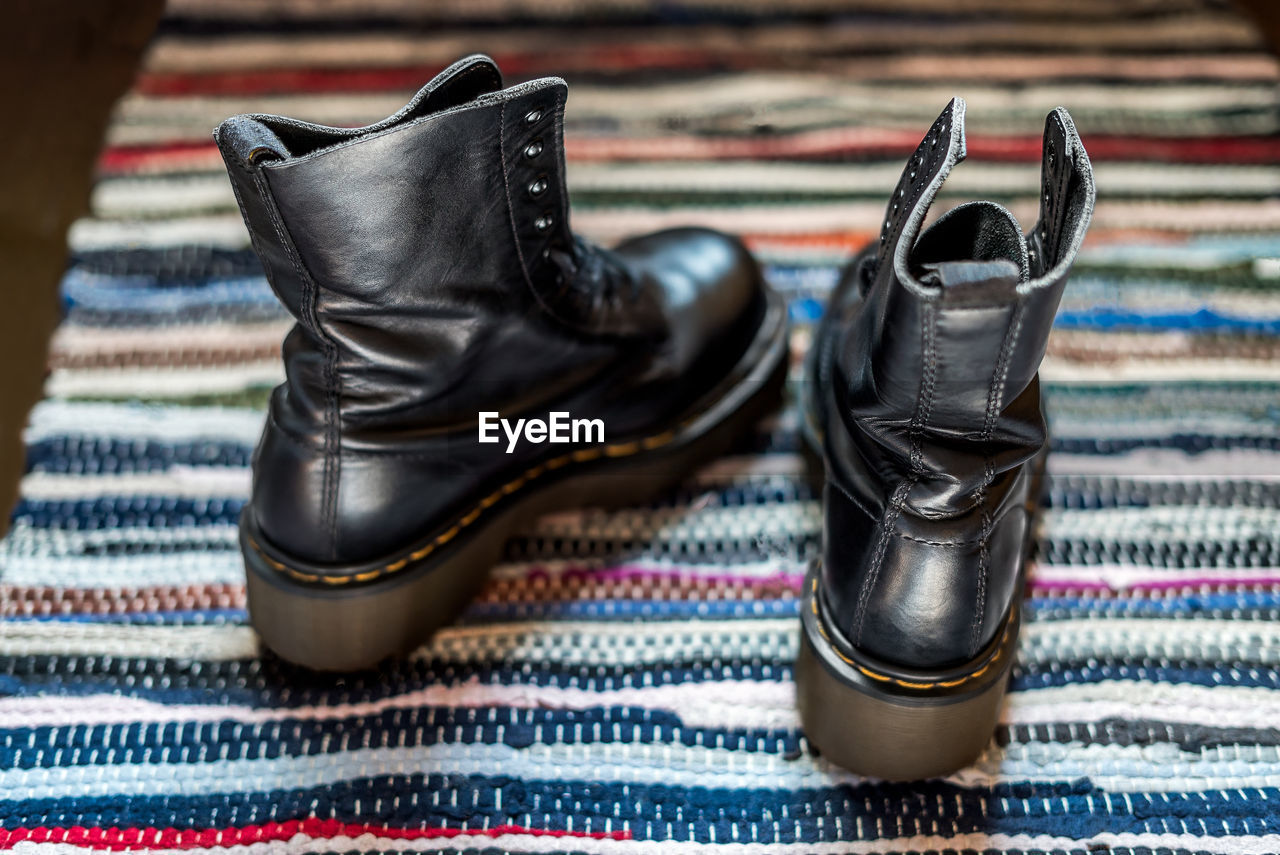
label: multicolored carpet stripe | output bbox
[3,0,1280,851]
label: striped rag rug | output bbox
[4,0,1280,852]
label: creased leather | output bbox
[214,55,767,566]
[809,98,1096,669]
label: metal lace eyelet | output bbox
[524,109,543,125]
[534,213,554,232]
[524,139,544,159]
[529,176,549,198]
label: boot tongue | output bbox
[407,54,504,118]
[909,199,1030,299]
[916,258,1022,305]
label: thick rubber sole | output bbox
[796,562,1018,781]
[241,290,789,671]
[795,450,1046,780]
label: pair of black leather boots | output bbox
[216,55,1095,780]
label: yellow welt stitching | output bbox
[889,678,938,690]
[250,539,289,573]
[810,573,1009,691]
[641,431,675,449]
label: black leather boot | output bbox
[797,99,1095,779]
[215,55,787,670]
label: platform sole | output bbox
[796,562,1018,780]
[241,290,789,671]
[795,448,1045,780]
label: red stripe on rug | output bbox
[0,583,245,617]
[136,54,720,96]
[136,53,1280,97]
[98,131,1280,175]
[0,819,631,851]
[98,142,224,174]
[137,66,450,97]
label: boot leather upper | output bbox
[808,98,1095,671]
[214,55,767,569]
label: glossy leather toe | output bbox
[616,226,763,373]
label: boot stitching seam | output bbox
[849,298,937,645]
[970,301,1026,656]
[254,171,342,560]
[829,478,1013,547]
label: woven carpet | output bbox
[4,0,1280,851]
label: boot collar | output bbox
[872,98,1096,305]
[215,54,506,165]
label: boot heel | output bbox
[241,516,501,671]
[796,565,1017,781]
